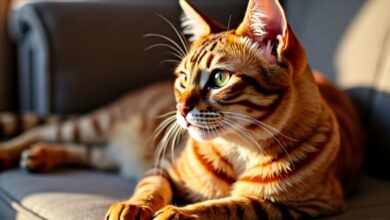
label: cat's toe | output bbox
[106,202,154,220]
[154,205,198,220]
[20,146,54,173]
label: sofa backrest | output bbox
[9,0,246,114]
[335,0,390,179]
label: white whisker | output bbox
[222,119,265,155]
[160,59,180,66]
[224,115,295,168]
[222,111,298,141]
[164,51,185,60]
[144,33,187,57]
[156,13,189,53]
[144,43,185,59]
[155,111,177,119]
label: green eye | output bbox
[213,71,231,88]
[180,73,189,88]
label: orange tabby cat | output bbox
[107,0,363,219]
[0,0,363,219]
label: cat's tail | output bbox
[0,112,67,138]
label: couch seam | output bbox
[0,186,46,220]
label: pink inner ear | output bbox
[258,0,287,43]
[250,0,287,64]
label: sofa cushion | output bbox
[0,169,389,220]
[0,169,136,220]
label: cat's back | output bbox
[314,72,364,195]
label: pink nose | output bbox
[177,103,191,117]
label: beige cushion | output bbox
[0,170,389,220]
[0,169,136,220]
[328,176,390,219]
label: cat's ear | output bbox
[236,0,306,72]
[179,0,225,42]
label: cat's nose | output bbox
[177,103,192,117]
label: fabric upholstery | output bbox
[0,170,389,220]
[9,0,246,114]
[0,169,136,220]
[1,0,390,219]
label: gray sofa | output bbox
[1,0,390,219]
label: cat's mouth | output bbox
[176,113,224,141]
[187,123,223,141]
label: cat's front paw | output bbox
[153,205,198,220]
[20,144,57,173]
[106,202,154,220]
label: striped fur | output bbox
[0,82,176,173]
[110,0,363,219]
[0,113,65,138]
[1,0,363,219]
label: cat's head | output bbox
[175,0,307,143]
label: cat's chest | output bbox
[171,139,261,201]
[213,138,261,175]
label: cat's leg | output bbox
[0,107,119,170]
[19,142,117,173]
[106,168,173,220]
[154,178,345,220]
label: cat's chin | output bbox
[187,125,224,142]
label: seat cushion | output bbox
[0,169,136,220]
[0,169,390,220]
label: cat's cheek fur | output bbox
[176,112,188,129]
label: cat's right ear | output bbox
[179,0,225,42]
[236,0,306,73]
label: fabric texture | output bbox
[0,169,136,220]
[0,170,389,220]
[9,0,246,114]
[1,0,390,219]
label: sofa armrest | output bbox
[8,0,245,114]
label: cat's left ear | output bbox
[236,0,305,71]
[179,0,226,42]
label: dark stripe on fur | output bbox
[261,115,325,166]
[73,120,81,142]
[274,203,294,220]
[246,94,285,128]
[238,74,284,95]
[193,144,235,184]
[206,53,214,69]
[91,116,103,136]
[240,125,333,183]
[246,196,268,219]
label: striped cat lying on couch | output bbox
[0,0,364,219]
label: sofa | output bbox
[1,0,390,219]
